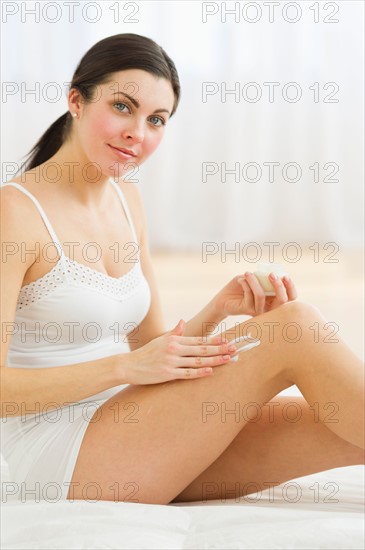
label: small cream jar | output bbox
[252,263,289,296]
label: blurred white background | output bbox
[1,1,364,357]
[2,0,364,249]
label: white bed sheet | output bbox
[1,465,364,550]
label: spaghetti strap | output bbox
[1,182,65,258]
[2,179,139,256]
[109,179,139,245]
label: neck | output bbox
[38,139,114,211]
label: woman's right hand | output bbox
[121,319,237,385]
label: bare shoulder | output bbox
[0,178,43,366]
[1,175,41,209]
[1,179,35,223]
[0,178,47,251]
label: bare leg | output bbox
[279,302,364,448]
[172,395,365,503]
[68,301,364,504]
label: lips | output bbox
[108,144,137,157]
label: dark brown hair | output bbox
[20,33,180,173]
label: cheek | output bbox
[143,132,164,157]
[82,109,117,144]
[95,117,119,141]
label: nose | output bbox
[122,118,144,144]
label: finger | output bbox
[172,335,229,346]
[282,275,298,301]
[176,342,236,357]
[238,276,255,300]
[174,366,215,379]
[268,273,288,303]
[239,278,256,313]
[169,319,185,335]
[175,354,233,368]
[239,277,253,296]
[243,272,266,312]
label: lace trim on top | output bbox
[17,255,142,311]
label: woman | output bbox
[1,33,364,505]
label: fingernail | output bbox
[270,272,278,280]
[230,355,239,362]
[283,275,290,283]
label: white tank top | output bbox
[1,179,151,402]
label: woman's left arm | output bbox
[183,270,299,338]
[124,183,297,345]
[208,271,299,320]
[182,300,225,338]
[124,183,226,345]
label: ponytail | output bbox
[19,112,72,174]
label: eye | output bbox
[113,102,130,113]
[149,116,166,127]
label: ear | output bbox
[67,87,83,117]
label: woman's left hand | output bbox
[212,271,298,318]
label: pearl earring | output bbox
[73,113,77,118]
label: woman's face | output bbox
[70,69,175,178]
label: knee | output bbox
[279,299,323,320]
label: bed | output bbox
[1,461,363,549]
[1,380,364,550]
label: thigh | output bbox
[67,302,313,505]
[67,317,293,503]
[172,395,365,503]
[67,376,281,505]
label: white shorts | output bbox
[1,385,129,503]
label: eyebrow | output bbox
[112,91,171,115]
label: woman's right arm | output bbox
[0,188,131,418]
[0,188,235,419]
[0,356,128,419]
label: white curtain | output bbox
[2,0,363,251]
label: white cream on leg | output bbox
[228,333,262,362]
